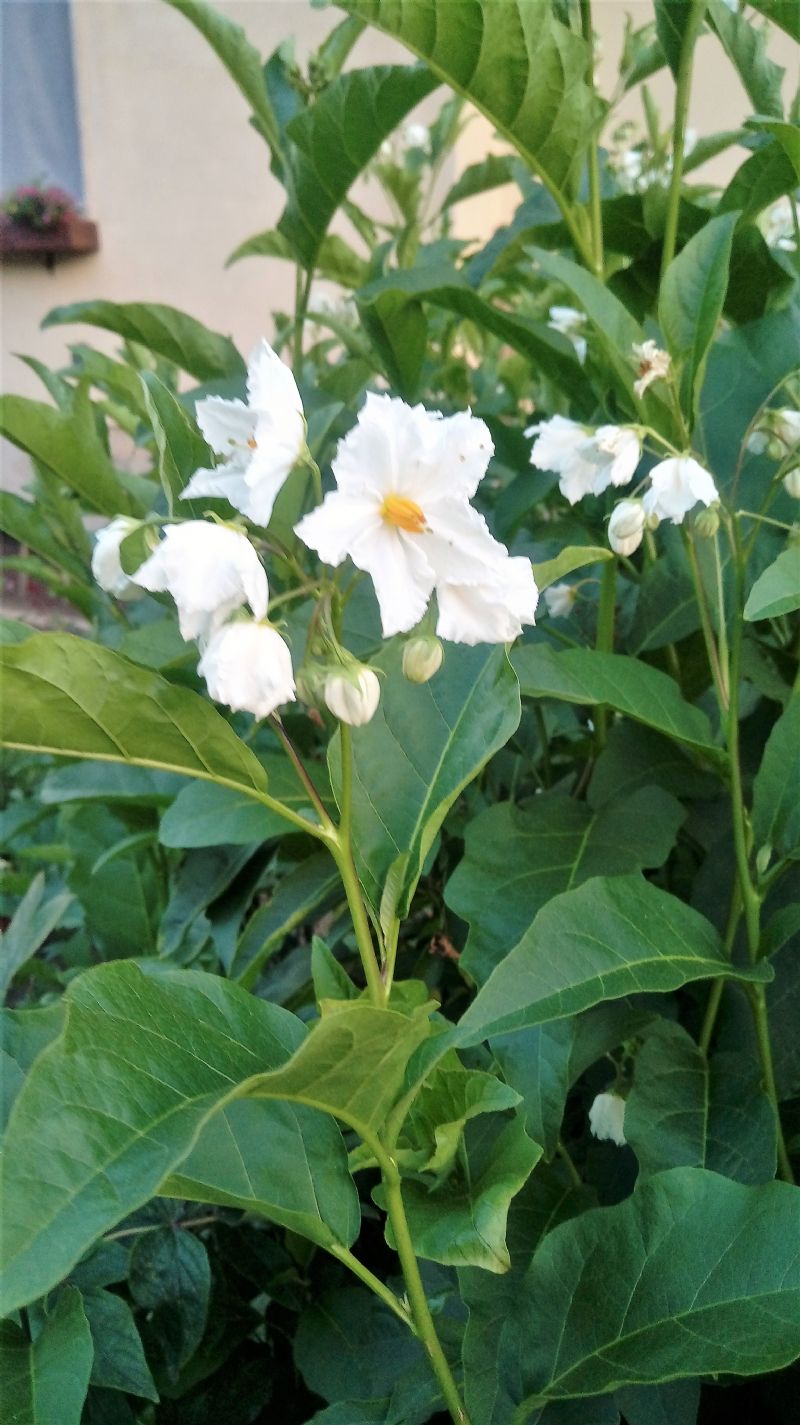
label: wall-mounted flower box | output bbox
[0,213,99,265]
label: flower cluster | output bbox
[2,182,77,232]
[93,341,538,726]
[747,407,800,498]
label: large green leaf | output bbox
[0,1288,93,1425]
[512,645,720,757]
[446,788,685,983]
[340,0,599,202]
[511,1169,800,1409]
[707,0,785,115]
[80,1287,158,1400]
[329,641,520,920]
[744,547,800,621]
[0,963,376,1312]
[164,0,282,154]
[278,65,438,270]
[747,0,800,41]
[752,696,800,857]
[624,1020,777,1184]
[0,390,142,518]
[658,213,738,420]
[456,875,770,1046]
[42,300,245,382]
[0,633,275,802]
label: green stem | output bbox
[269,715,334,832]
[685,532,727,714]
[725,526,760,959]
[292,266,313,373]
[329,1243,414,1329]
[594,559,617,750]
[382,1163,471,1424]
[660,0,707,278]
[579,0,604,274]
[334,724,386,1006]
[748,984,795,1183]
[711,531,730,706]
[698,978,725,1057]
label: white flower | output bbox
[774,409,800,450]
[527,416,641,504]
[746,430,770,456]
[633,340,671,399]
[403,122,430,152]
[783,467,800,499]
[643,457,718,525]
[325,666,381,726]
[198,619,295,719]
[763,196,800,252]
[295,393,537,644]
[181,339,305,528]
[588,1091,627,1146]
[543,582,577,619]
[402,635,444,684]
[608,499,646,556]
[132,521,268,642]
[547,305,588,364]
[91,517,145,600]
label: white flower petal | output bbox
[196,397,254,455]
[352,523,435,637]
[91,517,143,600]
[436,555,537,645]
[181,462,252,513]
[132,522,268,643]
[199,620,295,719]
[246,338,303,418]
[588,1091,627,1146]
[295,491,383,567]
[424,499,508,586]
[644,457,718,524]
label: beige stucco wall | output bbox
[1,0,797,492]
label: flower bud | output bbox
[783,467,800,499]
[543,582,577,620]
[198,619,296,719]
[755,844,772,878]
[324,666,381,726]
[294,661,329,708]
[767,437,785,461]
[402,635,444,684]
[694,504,720,538]
[746,430,769,456]
[608,499,645,557]
[588,1091,627,1146]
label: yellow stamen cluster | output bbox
[380,493,427,534]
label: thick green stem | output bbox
[383,1163,471,1424]
[660,0,707,278]
[748,984,795,1184]
[579,0,604,274]
[334,725,386,1005]
[594,559,617,750]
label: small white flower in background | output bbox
[643,457,718,525]
[543,582,577,619]
[632,339,671,399]
[132,521,268,643]
[773,409,800,450]
[547,305,588,365]
[608,499,646,557]
[589,1091,627,1146]
[307,288,358,339]
[324,666,381,726]
[403,122,430,152]
[295,393,538,644]
[402,634,444,684]
[763,196,800,252]
[181,339,305,528]
[198,620,295,719]
[527,416,641,504]
[91,517,146,600]
[746,430,770,456]
[783,468,800,499]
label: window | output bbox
[1,0,84,201]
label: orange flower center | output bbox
[247,437,258,449]
[380,493,427,534]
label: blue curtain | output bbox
[1,0,85,201]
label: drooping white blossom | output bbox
[588,1091,627,1146]
[324,666,381,726]
[295,393,538,644]
[543,582,577,619]
[132,521,268,642]
[402,635,444,684]
[773,409,800,450]
[198,619,295,718]
[91,517,145,600]
[783,467,800,499]
[547,305,588,364]
[643,457,718,525]
[527,416,641,504]
[633,339,671,399]
[608,499,646,556]
[181,339,305,527]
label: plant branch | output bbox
[269,715,335,832]
[748,984,795,1184]
[332,724,386,1005]
[329,1242,415,1328]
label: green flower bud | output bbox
[694,504,720,538]
[402,635,444,685]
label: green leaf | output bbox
[312,935,359,1004]
[0,1288,93,1425]
[658,212,738,420]
[456,875,770,1046]
[0,873,73,1002]
[80,1288,158,1401]
[0,491,90,584]
[278,65,438,270]
[747,116,800,180]
[340,0,599,201]
[165,0,282,153]
[512,645,720,756]
[139,371,214,517]
[231,853,340,988]
[752,695,800,857]
[512,1169,800,1408]
[720,138,798,222]
[0,962,368,1311]
[128,1226,210,1373]
[447,789,686,983]
[624,1020,777,1183]
[442,154,518,209]
[159,783,285,848]
[0,1004,64,1130]
[42,300,245,382]
[747,0,800,41]
[0,390,142,519]
[61,804,161,959]
[0,633,272,801]
[707,0,786,117]
[653,0,691,76]
[40,762,184,808]
[227,229,368,287]
[615,1381,700,1425]
[401,1060,521,1176]
[329,640,520,920]
[744,546,800,621]
[490,1022,575,1162]
[627,543,700,653]
[533,546,613,592]
[385,1114,542,1273]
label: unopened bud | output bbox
[755,844,772,878]
[324,666,381,726]
[782,467,800,499]
[402,635,443,684]
[543,583,577,620]
[694,504,720,538]
[295,662,328,709]
[767,437,785,461]
[608,499,645,557]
